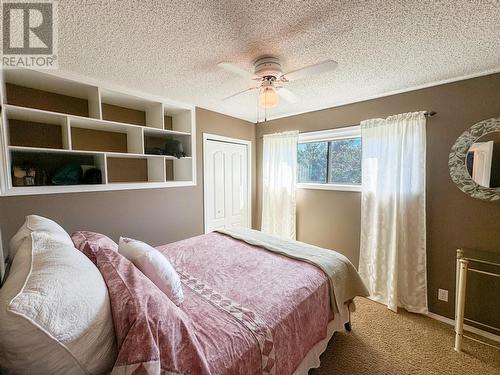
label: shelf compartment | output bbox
[147,157,166,182]
[5,106,70,150]
[166,157,192,182]
[100,89,163,129]
[71,127,127,153]
[3,69,100,118]
[164,114,173,130]
[164,105,192,133]
[102,103,146,126]
[144,132,192,158]
[70,117,144,154]
[10,149,105,187]
[106,156,164,183]
[9,120,64,149]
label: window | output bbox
[328,138,362,184]
[297,142,328,183]
[297,126,361,191]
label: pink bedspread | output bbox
[72,231,212,375]
[157,232,332,375]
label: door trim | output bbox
[203,133,252,234]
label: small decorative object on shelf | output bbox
[164,138,186,159]
[52,164,83,185]
[12,165,27,186]
[12,163,48,186]
[82,168,102,184]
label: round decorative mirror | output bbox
[449,117,500,201]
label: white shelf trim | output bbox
[9,145,192,161]
[9,145,105,155]
[3,181,196,196]
[143,127,191,136]
[5,104,191,137]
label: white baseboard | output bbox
[427,312,500,344]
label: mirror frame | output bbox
[449,117,500,202]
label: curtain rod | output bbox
[257,111,437,139]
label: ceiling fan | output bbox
[218,56,338,109]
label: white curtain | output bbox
[359,112,428,313]
[261,131,299,239]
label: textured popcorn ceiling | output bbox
[59,1,500,122]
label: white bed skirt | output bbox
[293,302,351,375]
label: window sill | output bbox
[296,183,362,192]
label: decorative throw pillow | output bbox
[8,215,73,260]
[71,231,118,264]
[118,237,184,306]
[0,231,117,375]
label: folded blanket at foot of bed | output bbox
[218,227,369,314]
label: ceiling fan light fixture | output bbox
[258,86,279,108]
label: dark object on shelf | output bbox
[82,168,102,184]
[164,138,185,159]
[12,163,48,186]
[52,164,83,185]
[35,167,48,186]
[145,147,165,155]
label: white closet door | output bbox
[204,139,249,232]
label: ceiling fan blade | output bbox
[218,62,259,80]
[278,87,299,103]
[282,59,338,82]
[221,87,258,101]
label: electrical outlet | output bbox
[438,288,449,302]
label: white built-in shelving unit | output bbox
[0,69,196,195]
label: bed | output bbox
[0,216,368,375]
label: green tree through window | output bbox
[328,138,361,184]
[297,137,361,185]
[298,142,327,183]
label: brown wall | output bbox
[0,107,255,250]
[255,73,500,321]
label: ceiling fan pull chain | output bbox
[256,93,260,123]
[265,103,269,122]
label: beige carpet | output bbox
[312,298,500,374]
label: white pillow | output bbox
[0,227,116,374]
[118,237,184,305]
[9,215,73,260]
